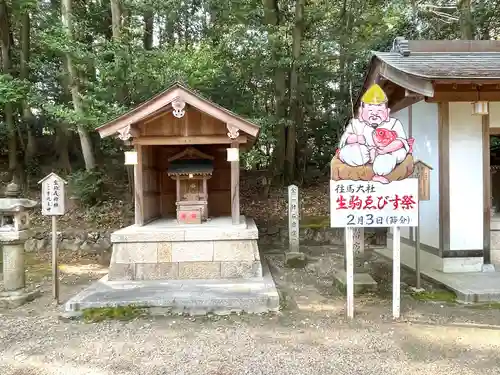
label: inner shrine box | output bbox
[167,147,213,223]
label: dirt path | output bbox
[1,247,500,374]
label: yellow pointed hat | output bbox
[361,84,388,105]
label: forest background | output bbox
[0,0,497,227]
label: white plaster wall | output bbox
[410,101,440,249]
[489,102,500,128]
[392,108,410,239]
[449,102,484,250]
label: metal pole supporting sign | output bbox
[345,226,354,319]
[38,173,67,304]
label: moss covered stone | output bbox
[82,305,145,322]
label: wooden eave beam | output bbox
[140,105,174,126]
[426,90,500,103]
[97,88,182,138]
[167,146,215,161]
[432,79,500,85]
[390,95,423,113]
[132,135,248,146]
[178,90,259,137]
[379,61,434,97]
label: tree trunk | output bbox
[336,0,353,142]
[56,125,72,173]
[61,0,96,170]
[110,0,129,104]
[143,10,154,50]
[459,0,474,39]
[0,0,17,183]
[20,10,37,168]
[285,0,306,183]
[50,0,72,172]
[110,0,122,40]
[263,0,288,185]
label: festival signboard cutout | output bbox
[330,83,419,320]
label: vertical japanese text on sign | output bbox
[39,173,66,216]
[288,185,300,251]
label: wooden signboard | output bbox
[39,172,67,216]
[411,160,433,201]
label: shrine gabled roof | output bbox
[96,81,260,139]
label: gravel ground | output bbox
[2,310,500,375]
[2,248,500,374]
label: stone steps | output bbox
[63,260,280,317]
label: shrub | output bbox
[68,169,105,207]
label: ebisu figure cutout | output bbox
[332,84,415,183]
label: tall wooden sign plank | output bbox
[288,185,300,253]
[38,173,67,304]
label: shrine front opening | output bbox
[133,144,234,224]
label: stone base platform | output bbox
[108,216,262,281]
[63,260,280,316]
[0,288,41,309]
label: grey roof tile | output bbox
[374,51,500,79]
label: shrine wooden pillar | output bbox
[227,124,240,225]
[134,144,144,226]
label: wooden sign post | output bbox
[288,185,300,253]
[38,173,67,304]
[410,160,433,289]
[331,179,419,319]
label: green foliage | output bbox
[68,170,105,207]
[0,75,30,105]
[0,0,497,186]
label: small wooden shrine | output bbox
[94,82,265,283]
[96,82,260,227]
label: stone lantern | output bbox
[0,182,39,308]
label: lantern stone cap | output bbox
[0,198,38,212]
[414,160,433,170]
[38,172,68,185]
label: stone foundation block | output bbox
[108,263,135,280]
[157,242,172,262]
[220,261,262,278]
[333,270,378,295]
[285,252,307,268]
[213,240,257,261]
[172,241,214,262]
[491,231,500,250]
[136,263,179,280]
[491,249,500,265]
[179,262,221,279]
[112,242,158,264]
